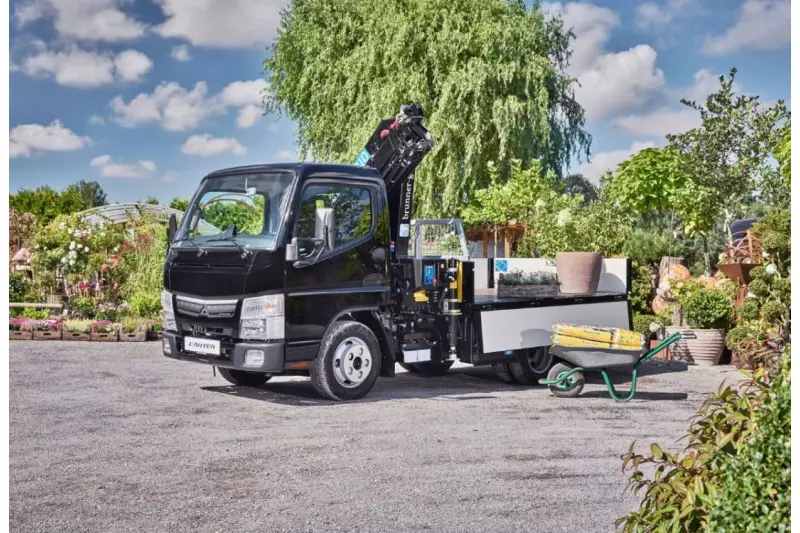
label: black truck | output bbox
[161,104,631,400]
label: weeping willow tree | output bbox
[264,0,591,217]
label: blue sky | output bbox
[9,0,791,204]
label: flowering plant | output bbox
[23,319,63,331]
[10,318,33,331]
[89,320,117,333]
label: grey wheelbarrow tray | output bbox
[538,331,696,402]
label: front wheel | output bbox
[310,321,382,401]
[218,368,271,387]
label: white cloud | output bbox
[170,45,191,62]
[89,115,105,125]
[635,0,695,31]
[702,0,790,55]
[544,2,665,120]
[614,68,742,138]
[114,50,152,82]
[163,171,180,182]
[108,78,269,130]
[10,120,91,158]
[110,81,225,131]
[90,154,157,178]
[14,0,145,42]
[181,134,247,156]
[220,79,269,107]
[20,46,152,87]
[155,0,286,48]
[613,108,700,138]
[580,141,656,182]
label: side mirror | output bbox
[286,237,299,262]
[315,207,336,251]
[167,213,178,243]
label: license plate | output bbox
[184,337,221,356]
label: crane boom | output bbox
[354,103,435,257]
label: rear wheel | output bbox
[217,368,271,387]
[508,347,553,385]
[310,321,382,401]
[492,362,517,384]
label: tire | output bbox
[508,347,553,385]
[310,320,382,401]
[407,360,454,376]
[492,362,517,384]
[217,368,271,387]
[546,362,584,398]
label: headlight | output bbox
[240,294,284,340]
[161,290,177,332]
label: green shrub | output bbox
[747,278,769,298]
[21,308,49,319]
[67,296,97,318]
[682,288,732,329]
[737,298,760,321]
[622,229,669,266]
[761,300,787,323]
[632,313,670,338]
[707,351,791,532]
[748,266,766,282]
[9,272,31,302]
[772,277,791,301]
[629,263,654,314]
[725,326,753,351]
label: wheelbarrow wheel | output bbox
[547,362,584,398]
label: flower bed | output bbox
[119,318,148,342]
[89,320,119,342]
[9,318,33,340]
[62,319,92,341]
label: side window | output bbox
[293,183,373,258]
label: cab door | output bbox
[283,178,389,360]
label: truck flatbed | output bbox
[470,290,628,311]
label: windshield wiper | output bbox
[172,236,207,257]
[206,224,253,258]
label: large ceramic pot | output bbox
[665,326,725,366]
[555,252,602,294]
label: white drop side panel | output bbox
[479,300,630,353]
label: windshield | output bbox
[174,171,294,250]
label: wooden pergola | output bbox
[465,220,527,258]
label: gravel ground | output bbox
[10,341,736,533]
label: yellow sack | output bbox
[552,324,643,348]
[551,334,643,351]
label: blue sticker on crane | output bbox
[354,149,370,167]
[423,264,436,286]
[495,259,508,273]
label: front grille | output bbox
[175,296,238,318]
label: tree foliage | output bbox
[611,146,684,215]
[667,68,789,232]
[169,197,190,211]
[10,181,108,226]
[264,0,591,216]
[559,173,597,205]
[66,180,108,209]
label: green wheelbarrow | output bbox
[537,330,696,402]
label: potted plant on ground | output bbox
[497,269,559,298]
[666,286,733,365]
[90,320,119,341]
[9,318,33,340]
[32,318,63,340]
[63,319,92,341]
[119,317,147,342]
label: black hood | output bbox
[164,247,285,297]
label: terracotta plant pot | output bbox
[717,263,757,285]
[650,339,670,360]
[665,327,725,366]
[9,330,33,340]
[555,252,602,294]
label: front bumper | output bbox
[162,332,285,372]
